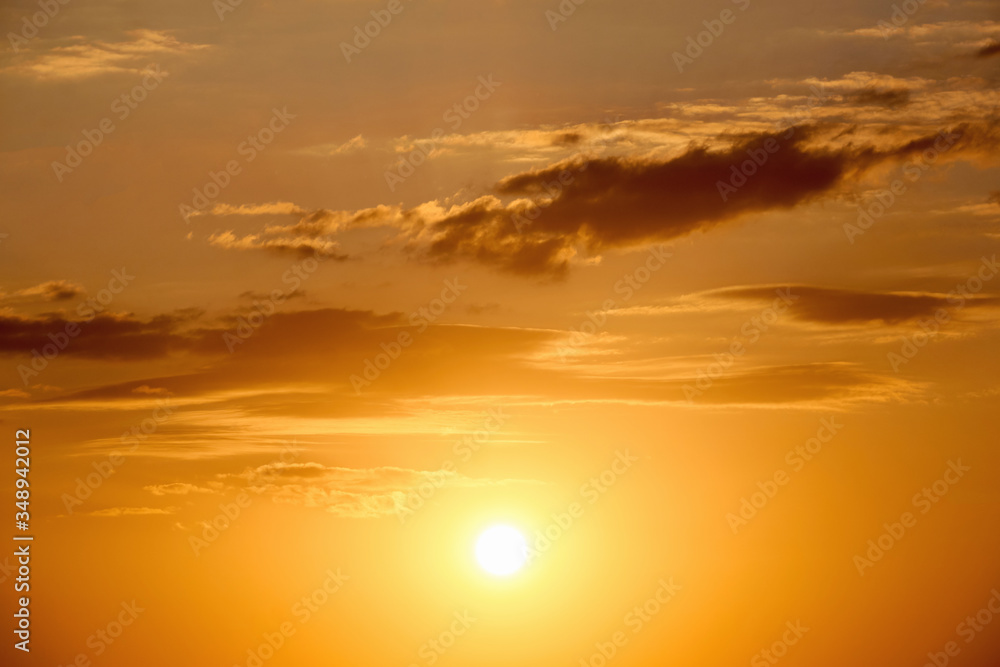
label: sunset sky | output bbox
[2,0,1000,665]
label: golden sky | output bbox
[1,0,999,665]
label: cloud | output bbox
[207,230,348,259]
[144,483,218,496]
[3,30,209,79]
[1,280,85,303]
[0,279,946,428]
[0,309,218,360]
[132,385,171,395]
[847,20,1000,42]
[238,289,306,303]
[5,300,925,468]
[669,76,996,136]
[946,199,1000,218]
[711,285,999,325]
[795,72,922,109]
[0,389,29,399]
[199,118,998,277]
[292,119,653,174]
[89,506,177,517]
[465,302,501,315]
[296,134,368,157]
[408,122,995,275]
[333,135,367,154]
[12,308,431,404]
[842,86,911,108]
[674,362,919,407]
[200,206,376,259]
[978,41,1000,58]
[194,202,308,218]
[182,461,542,519]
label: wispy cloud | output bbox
[3,29,209,79]
[1,280,84,303]
[162,461,540,519]
[88,506,177,517]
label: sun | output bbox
[475,525,528,576]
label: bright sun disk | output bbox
[475,525,527,576]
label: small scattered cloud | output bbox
[238,289,306,302]
[3,30,209,79]
[144,483,217,496]
[846,20,1000,42]
[712,285,999,325]
[154,461,543,519]
[89,506,177,517]
[132,385,171,395]
[207,230,348,259]
[336,134,367,154]
[0,309,218,361]
[842,86,911,108]
[675,362,921,407]
[296,134,368,157]
[976,41,1000,58]
[191,202,308,218]
[0,389,29,399]
[1,280,85,304]
[465,302,501,315]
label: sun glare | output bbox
[475,525,528,576]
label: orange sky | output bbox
[1,1,1000,665]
